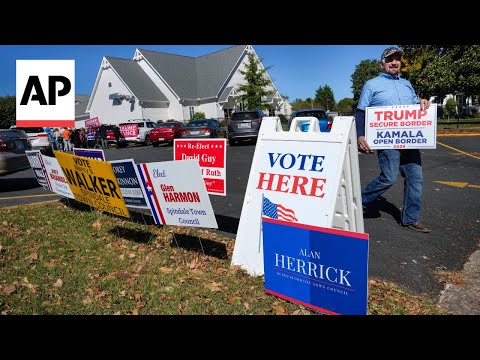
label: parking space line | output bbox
[437,141,480,160]
[0,193,59,201]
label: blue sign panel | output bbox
[109,159,149,209]
[262,218,369,315]
[73,148,105,161]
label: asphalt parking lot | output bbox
[1,136,479,304]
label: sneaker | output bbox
[405,222,431,233]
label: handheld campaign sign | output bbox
[365,104,437,149]
[231,116,364,276]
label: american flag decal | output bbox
[263,196,298,222]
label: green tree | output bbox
[192,112,206,119]
[336,98,356,114]
[400,45,480,100]
[444,98,457,119]
[314,85,335,111]
[237,53,273,110]
[0,96,16,129]
[351,59,380,104]
[291,98,311,111]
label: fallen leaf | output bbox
[82,296,93,305]
[113,311,121,315]
[134,293,142,301]
[244,302,250,310]
[92,220,102,230]
[119,254,125,261]
[159,267,173,273]
[53,279,63,288]
[292,309,311,315]
[132,309,139,315]
[2,284,16,295]
[43,260,56,269]
[227,296,242,305]
[128,253,136,259]
[96,291,112,299]
[206,282,222,292]
[188,258,198,269]
[25,252,38,261]
[272,305,286,315]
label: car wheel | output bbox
[144,135,151,146]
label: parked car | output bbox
[290,109,332,132]
[150,121,185,146]
[10,125,53,154]
[0,128,33,176]
[119,119,157,146]
[227,110,265,145]
[180,119,226,139]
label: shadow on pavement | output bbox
[364,196,402,224]
[0,177,41,193]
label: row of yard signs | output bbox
[25,138,227,229]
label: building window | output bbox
[189,106,195,120]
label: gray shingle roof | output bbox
[75,94,90,118]
[218,86,234,103]
[105,57,168,102]
[139,45,247,100]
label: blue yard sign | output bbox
[262,218,369,315]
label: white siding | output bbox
[89,68,142,125]
[142,107,169,122]
[198,102,220,119]
[136,58,184,120]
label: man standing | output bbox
[355,47,431,233]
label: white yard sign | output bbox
[138,159,218,229]
[365,104,437,150]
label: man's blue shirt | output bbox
[356,73,419,137]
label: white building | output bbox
[80,45,291,128]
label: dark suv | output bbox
[228,110,265,145]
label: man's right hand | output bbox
[357,136,373,154]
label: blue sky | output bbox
[0,45,395,102]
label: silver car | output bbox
[0,128,33,176]
[10,126,52,154]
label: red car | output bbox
[150,122,185,146]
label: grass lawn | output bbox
[0,200,447,315]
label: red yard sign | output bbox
[174,139,227,196]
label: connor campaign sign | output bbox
[263,217,369,315]
[54,151,130,218]
[174,139,227,196]
[365,104,437,150]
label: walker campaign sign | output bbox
[16,60,75,128]
[25,150,51,191]
[55,151,130,218]
[137,159,218,228]
[109,159,150,210]
[174,139,227,196]
[41,154,75,199]
[262,218,369,315]
[365,104,437,149]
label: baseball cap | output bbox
[381,47,405,61]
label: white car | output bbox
[118,119,157,146]
[10,126,52,154]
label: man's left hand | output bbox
[420,99,430,110]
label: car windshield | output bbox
[15,127,45,133]
[158,123,178,128]
[188,121,208,127]
[231,112,259,121]
[295,111,328,120]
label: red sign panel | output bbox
[120,124,139,138]
[174,139,227,196]
[85,117,100,128]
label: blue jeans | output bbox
[362,149,423,225]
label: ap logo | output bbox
[16,60,75,128]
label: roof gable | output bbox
[139,45,247,100]
[105,56,168,102]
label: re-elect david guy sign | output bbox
[365,104,437,150]
[263,218,369,315]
